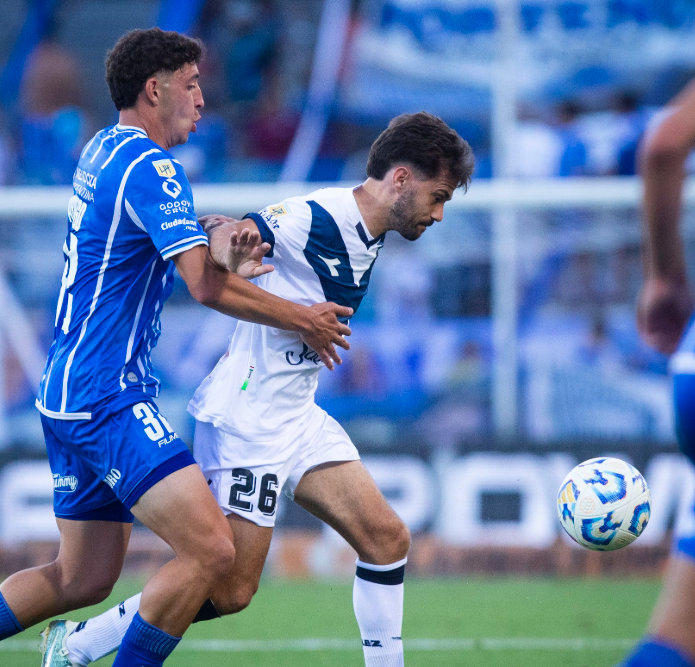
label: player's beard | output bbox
[389,188,424,241]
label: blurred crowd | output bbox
[0,0,685,186]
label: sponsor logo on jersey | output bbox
[162,178,182,198]
[104,468,122,489]
[53,473,78,492]
[159,200,191,215]
[152,159,176,178]
[286,343,322,366]
[160,217,197,231]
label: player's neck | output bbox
[117,110,167,149]
[353,181,390,238]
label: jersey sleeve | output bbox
[243,199,310,259]
[123,155,208,260]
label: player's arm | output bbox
[637,80,695,353]
[174,244,352,370]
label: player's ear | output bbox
[143,76,159,107]
[392,166,410,191]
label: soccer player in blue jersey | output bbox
[618,81,695,667]
[42,112,474,667]
[0,28,351,667]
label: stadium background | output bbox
[2,0,695,664]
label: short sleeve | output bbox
[124,155,208,260]
[243,200,311,259]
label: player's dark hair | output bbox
[366,112,475,190]
[105,28,203,110]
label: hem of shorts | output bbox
[121,449,196,509]
[221,505,275,528]
[35,399,92,420]
[55,504,135,523]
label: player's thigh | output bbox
[131,464,235,570]
[293,460,410,564]
[55,518,132,589]
[649,555,695,660]
[211,514,274,615]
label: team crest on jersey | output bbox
[152,159,176,178]
[268,204,290,217]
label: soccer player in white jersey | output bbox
[0,28,352,667]
[45,112,474,667]
[618,82,695,667]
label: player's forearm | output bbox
[198,261,310,332]
[641,147,689,282]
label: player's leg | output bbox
[62,514,273,666]
[619,372,695,667]
[109,463,236,667]
[0,416,134,642]
[293,458,410,667]
[0,519,130,639]
[61,420,279,665]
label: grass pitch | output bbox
[4,576,660,666]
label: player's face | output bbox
[158,63,204,148]
[389,172,456,241]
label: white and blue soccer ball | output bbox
[557,457,651,551]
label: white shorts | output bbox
[193,404,359,527]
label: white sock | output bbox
[66,593,141,665]
[353,557,406,667]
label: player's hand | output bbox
[228,227,274,279]
[637,277,693,354]
[299,302,353,370]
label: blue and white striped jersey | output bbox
[36,124,208,420]
[189,187,384,439]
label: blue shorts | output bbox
[42,400,195,522]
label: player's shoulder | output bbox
[285,187,354,223]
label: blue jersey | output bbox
[36,124,208,420]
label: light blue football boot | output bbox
[40,620,79,667]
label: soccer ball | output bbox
[557,457,651,551]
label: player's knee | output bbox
[360,518,411,564]
[196,534,236,584]
[214,583,258,616]
[52,560,117,608]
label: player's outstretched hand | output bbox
[199,215,275,279]
[637,277,693,354]
[299,302,353,370]
[228,227,274,279]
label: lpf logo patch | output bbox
[53,473,78,493]
[152,159,176,178]
[268,204,290,217]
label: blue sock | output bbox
[0,592,23,640]
[619,639,695,667]
[111,612,180,667]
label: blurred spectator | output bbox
[556,101,587,177]
[20,35,89,184]
[512,108,565,178]
[576,317,623,371]
[225,0,280,105]
[577,91,650,176]
[336,347,385,396]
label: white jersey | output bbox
[188,187,384,440]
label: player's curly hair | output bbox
[366,112,475,190]
[105,28,203,110]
